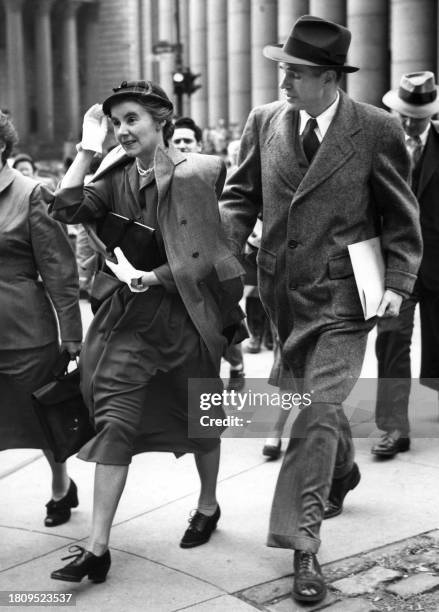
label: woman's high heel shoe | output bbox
[45,479,78,527]
[51,546,111,583]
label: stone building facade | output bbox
[0,0,438,157]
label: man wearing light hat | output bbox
[221,15,422,603]
[373,71,439,459]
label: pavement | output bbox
[1,303,439,611]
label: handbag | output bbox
[32,354,95,462]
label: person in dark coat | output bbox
[49,81,244,584]
[372,71,439,458]
[220,15,422,604]
[0,111,82,527]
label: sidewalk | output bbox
[1,309,439,611]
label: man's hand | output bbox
[60,341,82,358]
[376,289,403,318]
[105,247,150,292]
[80,104,108,154]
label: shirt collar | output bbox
[405,123,431,148]
[299,91,340,141]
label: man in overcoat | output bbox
[372,71,439,458]
[220,15,422,603]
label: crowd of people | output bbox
[0,12,437,605]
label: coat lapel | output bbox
[266,104,304,191]
[293,90,360,204]
[0,164,17,193]
[154,145,186,213]
[417,121,439,198]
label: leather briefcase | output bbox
[32,356,95,463]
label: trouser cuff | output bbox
[266,532,320,553]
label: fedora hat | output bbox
[382,71,439,118]
[103,80,173,116]
[263,15,358,73]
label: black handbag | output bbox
[32,354,95,462]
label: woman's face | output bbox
[15,161,35,177]
[109,99,164,165]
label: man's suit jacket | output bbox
[416,120,439,291]
[0,164,82,349]
[221,89,422,375]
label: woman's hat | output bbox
[263,14,358,73]
[12,153,36,169]
[102,80,173,116]
[382,71,439,118]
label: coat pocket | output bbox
[328,253,363,320]
[256,247,276,275]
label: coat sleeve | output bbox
[220,109,263,256]
[371,114,423,297]
[50,176,113,224]
[29,185,83,342]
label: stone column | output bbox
[347,0,388,106]
[278,0,308,42]
[207,0,228,126]
[62,0,81,141]
[82,2,100,109]
[34,0,55,140]
[390,0,436,88]
[251,0,278,107]
[179,0,191,115]
[309,0,346,24]
[2,0,27,137]
[158,0,175,103]
[227,0,251,132]
[189,0,208,127]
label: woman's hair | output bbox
[0,111,19,164]
[136,97,175,145]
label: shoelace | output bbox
[299,552,315,574]
[61,545,85,562]
[187,510,206,531]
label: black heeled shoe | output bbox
[180,505,221,548]
[45,479,78,527]
[51,546,111,583]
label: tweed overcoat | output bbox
[52,145,244,371]
[221,90,423,398]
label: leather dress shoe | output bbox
[45,479,78,527]
[51,545,111,583]
[293,550,327,603]
[371,431,410,458]
[227,369,245,392]
[262,439,281,460]
[180,505,221,548]
[324,462,361,519]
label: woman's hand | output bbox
[80,104,108,154]
[105,247,152,292]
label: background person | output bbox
[220,15,422,603]
[372,71,439,458]
[49,81,244,584]
[0,111,82,528]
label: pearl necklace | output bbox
[136,160,153,177]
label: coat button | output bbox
[289,282,298,290]
[192,251,199,258]
[181,219,187,225]
[288,239,298,249]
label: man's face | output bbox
[399,113,431,138]
[279,64,329,114]
[172,127,201,153]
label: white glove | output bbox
[80,104,108,154]
[105,247,149,293]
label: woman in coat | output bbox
[49,81,244,583]
[0,112,83,526]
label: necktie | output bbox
[302,117,320,163]
[406,135,423,169]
